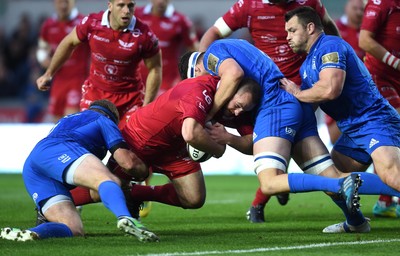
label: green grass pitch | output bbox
[0,174,399,256]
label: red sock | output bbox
[70,186,94,206]
[130,183,182,207]
[252,187,271,207]
[378,195,393,207]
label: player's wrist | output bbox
[382,51,399,70]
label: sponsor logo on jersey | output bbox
[257,16,275,20]
[93,35,110,43]
[207,53,219,73]
[321,52,339,64]
[132,28,143,37]
[118,39,134,48]
[104,64,118,75]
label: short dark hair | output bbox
[238,77,262,107]
[89,99,120,124]
[285,6,323,31]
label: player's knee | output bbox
[180,195,205,209]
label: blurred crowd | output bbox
[0,13,49,122]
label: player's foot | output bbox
[372,201,400,218]
[322,217,371,233]
[339,173,362,213]
[1,228,39,241]
[35,208,48,226]
[246,204,265,223]
[276,193,290,206]
[139,201,152,218]
[117,216,159,242]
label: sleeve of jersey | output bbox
[178,91,209,127]
[39,20,49,41]
[360,2,386,33]
[140,27,160,59]
[75,15,91,42]
[97,117,129,154]
[220,0,249,33]
[317,40,346,72]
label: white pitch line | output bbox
[136,239,400,256]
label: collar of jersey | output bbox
[101,9,137,32]
[143,3,175,18]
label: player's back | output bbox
[124,75,219,150]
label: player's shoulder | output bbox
[365,0,392,11]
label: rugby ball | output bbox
[186,144,212,162]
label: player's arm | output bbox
[207,59,244,120]
[207,122,252,155]
[321,10,340,36]
[36,27,82,91]
[199,17,233,51]
[142,50,162,105]
[112,147,148,182]
[359,29,400,71]
[280,68,345,103]
[182,117,226,158]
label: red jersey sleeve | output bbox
[221,0,250,31]
[361,0,388,33]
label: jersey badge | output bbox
[322,52,339,64]
[207,53,219,73]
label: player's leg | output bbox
[70,154,159,242]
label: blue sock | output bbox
[331,196,365,226]
[29,222,73,239]
[288,173,340,193]
[98,180,131,218]
[355,172,400,197]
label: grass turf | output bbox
[0,174,399,256]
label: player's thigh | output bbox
[331,148,369,173]
[71,154,120,190]
[171,170,206,208]
[371,146,400,184]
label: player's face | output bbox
[151,0,169,16]
[108,0,136,30]
[54,0,75,21]
[346,0,365,27]
[223,91,255,118]
[285,16,309,54]
[195,63,208,77]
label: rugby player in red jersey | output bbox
[359,0,400,218]
[37,0,90,122]
[37,0,162,129]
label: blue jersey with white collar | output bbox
[203,39,294,106]
[300,34,398,133]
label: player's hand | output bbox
[280,78,300,95]
[36,74,52,91]
[206,122,230,145]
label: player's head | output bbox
[54,0,76,21]
[284,6,323,54]
[89,99,120,124]
[108,0,136,30]
[222,78,261,118]
[345,0,365,28]
[178,51,206,80]
[150,0,170,16]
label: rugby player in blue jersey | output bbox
[179,37,400,233]
[0,100,159,242]
[282,6,400,232]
